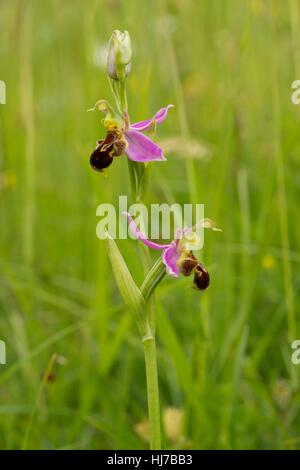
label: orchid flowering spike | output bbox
[90,104,173,172]
[123,212,220,290]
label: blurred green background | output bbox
[0,0,300,450]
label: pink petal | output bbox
[162,244,180,277]
[123,212,171,250]
[125,129,166,162]
[131,105,174,132]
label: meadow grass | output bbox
[0,0,299,449]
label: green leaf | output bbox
[105,235,149,337]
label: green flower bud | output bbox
[107,30,132,80]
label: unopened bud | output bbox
[107,30,132,80]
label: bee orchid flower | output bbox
[90,102,174,172]
[123,211,221,290]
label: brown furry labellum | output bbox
[180,252,198,276]
[179,251,210,290]
[193,263,210,290]
[90,132,127,172]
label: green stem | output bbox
[127,159,138,201]
[140,257,166,448]
[140,255,162,450]
[143,335,161,449]
[113,73,162,449]
[119,79,128,113]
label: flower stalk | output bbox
[143,335,161,449]
[140,258,166,449]
[135,217,162,450]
